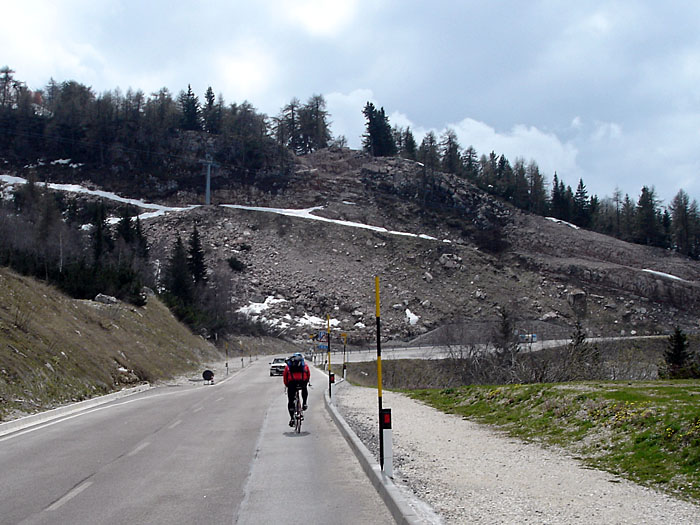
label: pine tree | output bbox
[402,127,417,160]
[664,326,691,378]
[462,146,479,181]
[178,84,201,131]
[188,225,207,285]
[91,201,113,265]
[362,102,396,157]
[116,206,134,244]
[299,94,331,153]
[572,179,591,228]
[634,186,662,246]
[165,235,193,304]
[439,129,462,174]
[134,217,149,259]
[279,97,303,154]
[526,161,548,215]
[202,86,222,134]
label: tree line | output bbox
[0,67,335,196]
[362,102,700,259]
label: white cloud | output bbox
[399,116,580,180]
[592,122,623,141]
[325,88,374,147]
[454,119,580,178]
[215,41,278,101]
[277,0,360,36]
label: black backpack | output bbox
[287,355,305,372]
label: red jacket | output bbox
[283,363,310,386]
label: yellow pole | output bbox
[375,276,384,470]
[327,315,332,398]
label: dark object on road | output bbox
[203,370,214,384]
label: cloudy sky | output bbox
[3,1,700,205]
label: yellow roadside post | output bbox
[375,276,385,471]
[327,315,332,399]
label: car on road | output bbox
[269,357,286,376]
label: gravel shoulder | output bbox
[332,381,700,525]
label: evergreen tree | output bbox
[202,86,222,134]
[572,179,591,227]
[418,131,439,173]
[526,161,548,215]
[634,186,662,246]
[299,94,331,153]
[178,84,201,131]
[115,205,135,244]
[402,127,417,160]
[612,187,623,237]
[278,97,303,154]
[495,155,513,199]
[511,159,530,210]
[362,102,396,157]
[91,201,113,265]
[188,225,207,285]
[670,189,696,256]
[620,194,636,241]
[462,146,479,181]
[134,217,149,260]
[439,129,462,174]
[550,173,570,220]
[164,235,193,305]
[664,326,692,378]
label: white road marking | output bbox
[46,481,93,511]
[127,441,151,457]
[193,407,203,413]
[168,419,182,429]
[0,364,241,442]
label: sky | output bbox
[3,0,700,205]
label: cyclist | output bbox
[283,352,310,427]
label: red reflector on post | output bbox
[380,408,392,429]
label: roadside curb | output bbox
[0,384,153,437]
[324,386,422,525]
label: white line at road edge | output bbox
[127,441,151,457]
[46,481,93,511]
[0,366,243,441]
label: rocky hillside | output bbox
[141,148,700,344]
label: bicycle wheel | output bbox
[295,390,303,433]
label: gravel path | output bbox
[332,381,700,525]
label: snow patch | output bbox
[642,269,685,282]
[237,296,287,316]
[406,308,420,325]
[545,217,580,230]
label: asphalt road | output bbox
[311,335,668,364]
[0,362,394,525]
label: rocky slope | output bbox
[141,148,700,344]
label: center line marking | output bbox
[193,407,203,413]
[46,481,93,511]
[127,441,150,457]
[168,420,182,429]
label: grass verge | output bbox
[407,380,700,502]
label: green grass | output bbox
[407,381,700,502]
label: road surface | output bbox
[0,362,394,525]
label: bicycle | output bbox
[292,385,304,433]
